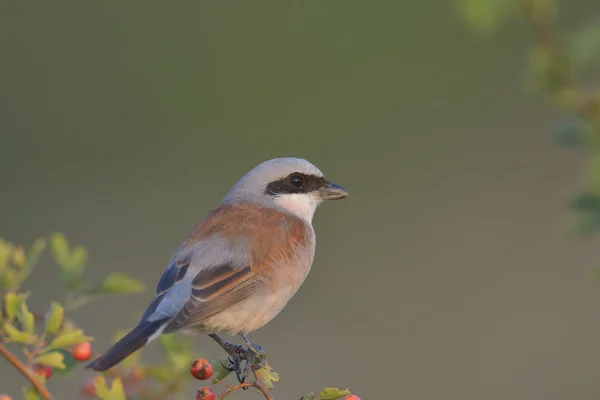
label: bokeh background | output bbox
[2,1,600,399]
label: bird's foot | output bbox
[209,333,267,384]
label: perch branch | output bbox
[0,341,53,400]
[213,366,273,399]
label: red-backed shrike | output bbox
[87,158,348,380]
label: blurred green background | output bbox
[2,1,600,399]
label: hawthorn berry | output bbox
[71,341,92,361]
[0,395,13,400]
[32,364,53,379]
[129,367,146,382]
[190,359,213,380]
[80,380,97,397]
[196,387,215,400]
[343,396,361,400]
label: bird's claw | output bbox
[224,346,266,384]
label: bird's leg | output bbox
[208,333,250,382]
[208,333,247,356]
[239,332,266,368]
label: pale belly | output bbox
[201,286,299,334]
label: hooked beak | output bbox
[317,181,349,200]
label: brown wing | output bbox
[163,262,263,333]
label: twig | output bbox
[251,366,274,400]
[0,341,53,400]
[214,366,273,400]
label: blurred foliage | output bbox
[458,0,600,237]
[0,235,358,400]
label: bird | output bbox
[86,157,348,380]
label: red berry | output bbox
[190,359,213,380]
[80,380,97,397]
[0,395,13,400]
[343,396,360,400]
[71,341,92,361]
[196,387,215,400]
[129,367,146,382]
[32,364,53,379]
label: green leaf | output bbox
[44,302,64,335]
[34,351,66,369]
[27,238,47,268]
[210,358,233,384]
[4,292,21,321]
[95,377,126,400]
[255,363,280,390]
[50,233,70,267]
[456,0,518,33]
[301,394,315,400]
[0,238,10,267]
[3,323,35,344]
[318,388,352,400]
[46,329,93,350]
[23,386,41,400]
[18,302,35,334]
[70,247,88,267]
[97,272,146,294]
[51,234,86,290]
[0,269,17,291]
[51,348,80,376]
[11,246,26,267]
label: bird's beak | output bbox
[317,181,349,200]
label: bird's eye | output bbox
[289,174,304,188]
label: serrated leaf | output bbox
[50,233,70,267]
[95,377,126,400]
[12,246,26,267]
[51,348,79,375]
[210,358,233,383]
[97,273,145,294]
[23,386,41,400]
[4,292,20,321]
[27,238,47,267]
[3,323,35,344]
[34,351,66,369]
[70,247,87,267]
[46,329,93,350]
[0,238,10,267]
[18,302,35,334]
[256,363,279,390]
[44,302,64,335]
[318,388,352,400]
[0,269,17,291]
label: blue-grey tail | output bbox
[86,318,168,371]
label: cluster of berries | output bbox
[189,358,361,400]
